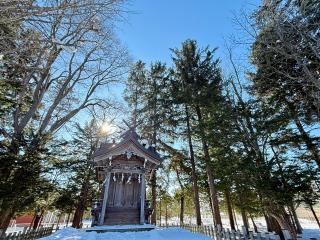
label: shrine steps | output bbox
[104,207,140,225]
[86,224,155,233]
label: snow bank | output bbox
[40,227,211,240]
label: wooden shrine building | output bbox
[93,128,161,226]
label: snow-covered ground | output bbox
[302,229,320,239]
[39,227,211,240]
[6,217,320,239]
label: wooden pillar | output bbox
[140,173,146,224]
[99,171,111,225]
[151,170,157,225]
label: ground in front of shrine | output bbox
[40,226,211,240]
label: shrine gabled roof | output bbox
[93,129,161,165]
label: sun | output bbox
[100,121,116,135]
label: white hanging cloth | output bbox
[113,173,116,182]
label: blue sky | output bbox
[84,0,262,130]
[117,0,261,66]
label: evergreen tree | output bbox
[124,61,172,224]
[250,0,320,166]
[68,120,100,228]
[171,39,225,226]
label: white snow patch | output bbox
[40,227,211,240]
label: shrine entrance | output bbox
[103,173,141,225]
[107,176,141,208]
[93,128,161,226]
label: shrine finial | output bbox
[122,109,140,132]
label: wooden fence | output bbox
[158,223,307,240]
[0,226,53,240]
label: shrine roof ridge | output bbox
[93,129,161,163]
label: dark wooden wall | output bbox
[107,178,141,208]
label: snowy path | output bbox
[40,227,211,240]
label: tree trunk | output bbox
[264,213,272,232]
[207,187,215,225]
[151,170,157,225]
[159,199,162,226]
[165,203,168,226]
[33,209,45,230]
[33,213,42,230]
[180,195,184,225]
[38,211,45,227]
[309,204,320,228]
[72,207,82,228]
[205,150,222,226]
[269,208,297,239]
[289,210,297,233]
[29,211,37,229]
[175,169,185,226]
[66,211,71,227]
[289,203,302,234]
[0,208,14,236]
[268,215,285,240]
[250,215,258,232]
[290,205,302,234]
[72,178,89,228]
[195,105,222,227]
[233,207,239,230]
[225,189,235,230]
[185,105,202,226]
[240,207,249,232]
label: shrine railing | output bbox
[0,226,54,240]
[158,223,307,240]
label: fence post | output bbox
[215,225,218,240]
[226,228,231,240]
[230,229,236,240]
[210,226,213,237]
[257,232,263,240]
[217,224,222,240]
[207,226,211,236]
[12,232,17,240]
[31,229,36,239]
[248,231,253,240]
[242,226,248,239]
[236,229,241,240]
[16,231,21,240]
[222,228,226,240]
[264,232,270,240]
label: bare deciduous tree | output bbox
[0,0,129,233]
